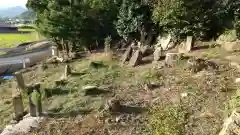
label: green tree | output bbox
[27,0,120,52]
[115,0,156,45]
[152,0,225,40]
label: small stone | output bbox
[128,50,143,67]
[75,115,84,121]
[82,86,101,96]
[115,115,123,123]
[106,98,121,112]
[153,47,163,61]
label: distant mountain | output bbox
[17,10,36,20]
[0,6,27,18]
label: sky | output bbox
[0,0,28,8]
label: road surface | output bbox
[0,41,55,75]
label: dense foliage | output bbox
[27,0,240,51]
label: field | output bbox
[0,28,41,48]
[0,44,240,135]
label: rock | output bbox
[106,98,121,112]
[230,62,240,71]
[165,53,183,67]
[153,47,163,61]
[144,83,161,90]
[153,61,165,69]
[140,45,153,57]
[1,116,43,135]
[75,115,84,121]
[82,86,98,95]
[187,58,218,73]
[219,109,240,135]
[236,78,240,83]
[178,36,193,53]
[222,41,240,52]
[115,115,123,123]
[128,50,143,67]
[55,79,67,86]
[217,30,238,44]
[121,46,133,64]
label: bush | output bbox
[148,104,187,135]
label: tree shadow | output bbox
[70,72,86,77]
[118,106,147,114]
[84,87,111,96]
[43,88,75,98]
[43,109,92,118]
[192,44,219,51]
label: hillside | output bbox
[17,9,35,20]
[0,6,27,18]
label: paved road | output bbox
[0,41,55,75]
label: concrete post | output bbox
[12,92,24,120]
[14,72,25,90]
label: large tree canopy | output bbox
[27,0,240,51]
[27,0,120,51]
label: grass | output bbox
[0,28,42,48]
[0,50,239,135]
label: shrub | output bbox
[148,104,187,135]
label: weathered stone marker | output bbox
[12,92,24,121]
[165,53,183,67]
[27,83,42,117]
[178,36,193,53]
[121,46,133,64]
[64,65,71,78]
[22,58,30,69]
[128,50,143,67]
[153,47,163,61]
[14,72,25,90]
